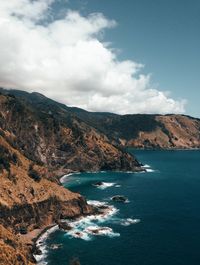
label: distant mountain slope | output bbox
[1,88,199,150]
[70,110,200,149]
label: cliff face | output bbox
[64,109,200,149]
[0,134,93,264]
[125,115,200,149]
[0,90,141,264]
[0,91,140,172]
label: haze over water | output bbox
[43,150,200,265]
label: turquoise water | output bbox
[42,150,200,265]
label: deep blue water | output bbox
[43,150,200,265]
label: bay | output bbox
[42,150,200,265]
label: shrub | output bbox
[28,168,41,182]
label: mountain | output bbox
[5,88,199,149]
[68,111,200,149]
[2,88,200,150]
[0,89,141,264]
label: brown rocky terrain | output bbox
[121,115,200,149]
[65,109,200,149]
[0,89,141,264]
[0,134,93,264]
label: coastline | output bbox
[126,147,200,151]
[32,162,149,264]
[32,170,126,264]
[30,172,80,263]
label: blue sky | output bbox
[62,0,200,117]
[0,0,199,116]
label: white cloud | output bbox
[0,0,186,114]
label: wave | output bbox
[120,218,141,226]
[85,226,120,237]
[140,164,156,173]
[92,182,117,190]
[34,225,59,265]
[60,172,80,183]
[62,200,119,241]
[145,168,155,172]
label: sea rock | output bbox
[57,221,73,231]
[49,244,63,250]
[111,195,128,203]
[92,181,104,187]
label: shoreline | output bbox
[31,165,152,263]
[127,147,200,151]
[59,168,145,184]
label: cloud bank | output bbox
[0,0,186,114]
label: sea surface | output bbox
[38,150,200,265]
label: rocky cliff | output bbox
[0,91,141,172]
[0,89,141,264]
[64,109,200,149]
[0,134,93,264]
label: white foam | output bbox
[87,200,107,207]
[63,200,119,241]
[85,226,120,237]
[146,168,155,172]
[96,182,116,190]
[34,225,58,265]
[60,172,80,183]
[142,164,151,168]
[120,218,141,226]
[67,230,92,241]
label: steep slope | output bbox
[63,109,200,149]
[0,90,141,264]
[0,90,141,172]
[5,89,199,149]
[0,134,93,263]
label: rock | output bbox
[57,221,73,231]
[32,245,42,256]
[49,244,62,250]
[92,181,104,187]
[111,195,128,203]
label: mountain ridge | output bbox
[1,88,199,150]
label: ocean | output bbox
[37,150,200,265]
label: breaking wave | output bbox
[34,225,59,265]
[63,200,119,241]
[92,182,117,190]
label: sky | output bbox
[0,0,199,117]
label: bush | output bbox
[28,169,41,182]
[0,157,10,171]
[0,145,11,172]
[12,153,18,164]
